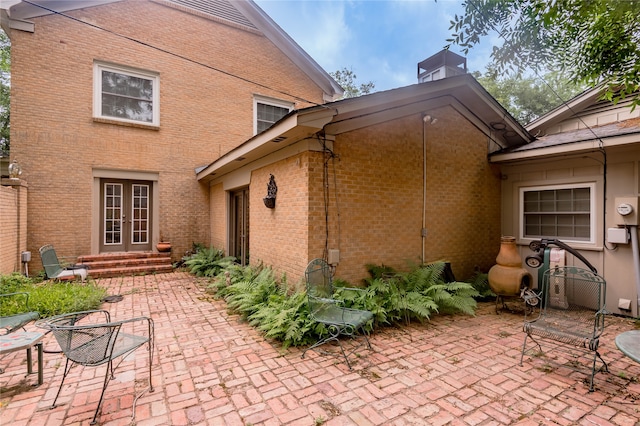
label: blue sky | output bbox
[255,0,499,92]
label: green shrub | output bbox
[468,271,494,299]
[207,263,318,348]
[0,273,107,318]
[337,261,478,326]
[200,260,479,348]
[183,246,236,277]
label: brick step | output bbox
[88,264,174,279]
[77,252,173,279]
[78,252,169,262]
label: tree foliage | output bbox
[0,30,10,155]
[330,67,375,99]
[474,67,585,123]
[448,0,640,108]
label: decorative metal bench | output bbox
[520,266,607,391]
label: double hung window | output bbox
[94,63,159,126]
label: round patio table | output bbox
[615,330,640,364]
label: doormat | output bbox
[102,295,124,303]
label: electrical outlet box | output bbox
[614,196,639,225]
[607,227,629,244]
[21,251,31,262]
[328,249,340,266]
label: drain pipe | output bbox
[422,116,427,264]
[422,114,437,264]
[630,225,640,314]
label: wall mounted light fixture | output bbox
[263,174,277,208]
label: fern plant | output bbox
[337,261,478,326]
[184,246,235,277]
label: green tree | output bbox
[330,67,375,99]
[448,0,640,108]
[0,30,9,155]
[474,67,585,124]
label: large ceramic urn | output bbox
[488,236,532,296]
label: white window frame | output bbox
[253,95,293,135]
[93,62,160,126]
[519,182,596,244]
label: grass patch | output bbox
[0,273,107,319]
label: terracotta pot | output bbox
[157,242,172,253]
[488,236,532,296]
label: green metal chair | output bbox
[36,310,154,425]
[520,266,607,391]
[0,292,39,335]
[301,258,373,368]
[39,244,88,282]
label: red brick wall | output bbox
[9,0,326,269]
[246,106,501,285]
[250,153,310,289]
[0,180,28,274]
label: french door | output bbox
[230,188,249,265]
[100,179,153,252]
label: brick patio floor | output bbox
[1,271,639,425]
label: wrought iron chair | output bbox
[520,266,607,391]
[301,258,373,369]
[39,244,88,282]
[0,292,40,335]
[36,310,154,425]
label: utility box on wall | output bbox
[614,196,639,225]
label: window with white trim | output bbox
[94,63,159,126]
[520,183,595,243]
[254,96,293,134]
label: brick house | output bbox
[197,75,531,284]
[3,0,533,284]
[1,0,341,274]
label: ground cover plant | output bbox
[0,273,107,319]
[188,249,480,349]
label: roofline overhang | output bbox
[198,75,532,182]
[525,85,606,134]
[490,132,640,163]
[1,0,122,33]
[234,0,343,101]
[196,106,337,182]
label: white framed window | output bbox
[519,183,596,244]
[254,96,293,135]
[94,62,160,126]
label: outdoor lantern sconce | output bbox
[263,174,277,209]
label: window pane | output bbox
[523,186,592,241]
[257,102,289,133]
[100,69,154,123]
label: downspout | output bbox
[422,117,426,264]
[422,114,437,264]
[630,226,640,314]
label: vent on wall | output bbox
[271,136,287,143]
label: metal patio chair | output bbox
[520,266,607,391]
[36,310,154,425]
[0,292,39,335]
[39,244,88,282]
[301,258,373,369]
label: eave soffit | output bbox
[197,74,532,182]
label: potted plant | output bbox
[157,233,172,253]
